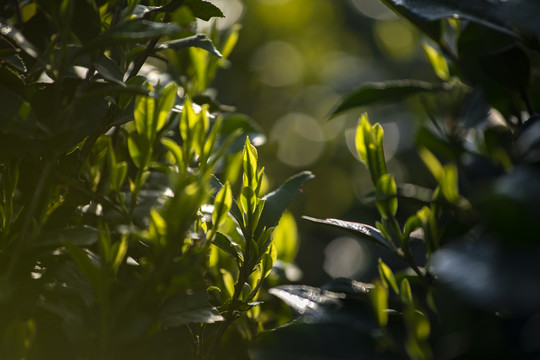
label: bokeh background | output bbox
[206,0,439,285]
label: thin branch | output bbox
[126,37,160,81]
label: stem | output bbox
[205,261,250,359]
[126,37,160,81]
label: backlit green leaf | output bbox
[378,259,399,295]
[213,181,232,228]
[375,174,398,219]
[422,42,450,81]
[302,217,391,249]
[370,280,388,327]
[272,211,299,263]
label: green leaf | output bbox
[161,137,184,169]
[400,279,414,305]
[80,20,182,53]
[94,54,125,86]
[156,82,177,131]
[134,84,155,137]
[272,211,299,263]
[370,280,389,327]
[415,126,459,161]
[0,85,37,137]
[331,80,443,117]
[184,0,224,21]
[422,42,450,81]
[213,232,243,265]
[119,76,147,109]
[403,214,421,238]
[375,174,398,219]
[33,226,99,249]
[440,164,459,203]
[212,181,232,228]
[418,147,444,180]
[381,0,516,36]
[65,243,103,295]
[355,115,387,185]
[378,259,399,295]
[155,34,222,58]
[242,137,258,188]
[0,18,39,58]
[160,291,224,327]
[210,175,243,226]
[268,285,345,322]
[302,216,391,249]
[112,235,129,273]
[255,172,314,236]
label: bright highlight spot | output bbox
[270,113,324,167]
[251,41,304,87]
[323,237,368,278]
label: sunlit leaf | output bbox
[302,217,390,249]
[375,174,398,219]
[378,259,399,295]
[422,42,450,81]
[440,164,459,203]
[400,279,414,305]
[242,137,258,188]
[212,182,232,228]
[272,211,299,263]
[370,280,388,327]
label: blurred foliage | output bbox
[254,0,540,359]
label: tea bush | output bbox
[0,1,311,359]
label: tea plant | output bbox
[0,1,311,359]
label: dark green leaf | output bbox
[0,85,37,137]
[33,226,99,249]
[94,55,125,86]
[0,18,39,58]
[155,34,222,58]
[80,20,182,54]
[72,0,101,44]
[254,322,388,360]
[380,0,517,37]
[330,80,444,118]
[160,290,224,327]
[255,172,314,236]
[302,216,390,249]
[380,0,442,41]
[213,232,243,265]
[210,175,243,225]
[184,0,224,21]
